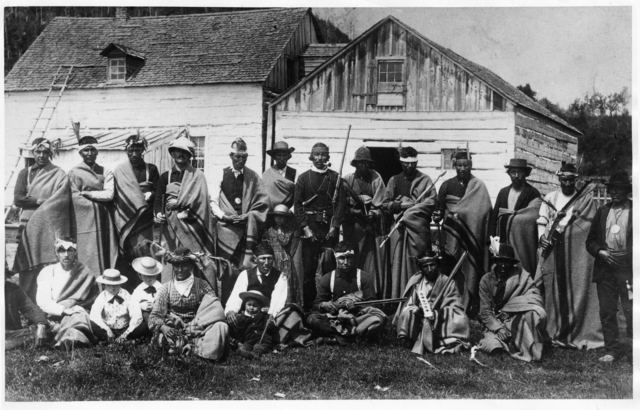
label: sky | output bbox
[312,6,632,109]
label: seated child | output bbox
[131,257,164,335]
[90,269,145,343]
[231,290,276,360]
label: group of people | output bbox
[7,132,632,365]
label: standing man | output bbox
[342,146,387,297]
[154,136,216,285]
[537,162,603,350]
[262,141,297,210]
[432,150,491,316]
[12,138,71,301]
[488,158,541,274]
[68,136,118,280]
[211,138,269,302]
[382,146,436,300]
[112,134,160,291]
[477,243,547,362]
[586,171,632,362]
[293,142,346,311]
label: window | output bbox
[108,58,126,83]
[286,57,298,89]
[191,136,205,171]
[377,60,404,106]
[441,149,458,170]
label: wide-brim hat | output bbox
[504,158,532,171]
[132,256,163,276]
[239,290,270,307]
[493,243,520,265]
[96,269,128,285]
[267,141,295,157]
[350,146,374,166]
[168,137,195,156]
[605,171,632,189]
[269,204,294,217]
[556,161,578,177]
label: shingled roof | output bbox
[272,15,580,136]
[5,8,312,91]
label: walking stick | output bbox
[329,125,352,230]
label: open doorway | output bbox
[368,147,403,184]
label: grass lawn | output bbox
[5,320,632,401]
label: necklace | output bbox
[610,205,626,234]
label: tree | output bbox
[517,83,537,101]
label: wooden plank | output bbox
[279,109,512,122]
[515,111,578,144]
[397,26,406,58]
[378,22,389,57]
[324,66,334,111]
[405,33,418,112]
[299,81,309,111]
[345,50,354,112]
[309,73,323,112]
[429,49,441,111]
[334,59,346,111]
[455,67,465,111]
[443,59,455,111]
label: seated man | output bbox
[393,251,470,355]
[307,241,387,345]
[477,244,547,362]
[5,265,48,350]
[149,247,229,361]
[35,237,100,349]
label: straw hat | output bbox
[239,290,270,307]
[269,204,293,217]
[132,257,163,276]
[96,269,128,285]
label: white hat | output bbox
[132,257,163,276]
[96,269,128,285]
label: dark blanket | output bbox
[112,159,152,249]
[497,197,542,274]
[13,163,72,273]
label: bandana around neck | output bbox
[311,165,328,174]
[173,274,194,297]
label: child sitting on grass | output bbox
[231,290,276,360]
[90,269,145,344]
[131,257,163,336]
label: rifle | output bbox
[431,250,468,310]
[353,297,407,307]
[541,180,595,258]
[379,170,447,248]
[329,125,352,228]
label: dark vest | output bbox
[220,167,244,212]
[246,266,282,299]
[285,167,297,182]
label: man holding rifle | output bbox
[536,162,603,350]
[382,146,437,300]
[307,242,386,345]
[393,251,470,355]
[293,142,346,311]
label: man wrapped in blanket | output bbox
[307,241,386,345]
[393,251,470,355]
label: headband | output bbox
[78,143,98,153]
[55,238,77,250]
[335,250,355,258]
[125,134,148,152]
[399,156,418,163]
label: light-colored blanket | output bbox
[497,197,542,275]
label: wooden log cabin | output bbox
[267,16,582,200]
[4,8,322,206]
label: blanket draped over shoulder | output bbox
[187,294,230,361]
[68,162,118,277]
[343,171,389,298]
[162,165,217,286]
[442,176,491,315]
[537,193,603,350]
[393,272,470,355]
[51,262,100,347]
[478,267,547,362]
[112,159,152,249]
[13,163,71,272]
[262,221,304,306]
[215,168,269,270]
[497,197,542,274]
[384,171,436,299]
[262,166,295,210]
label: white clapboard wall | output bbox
[271,110,514,201]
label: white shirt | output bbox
[131,281,163,309]
[90,288,142,338]
[507,186,523,211]
[537,190,576,238]
[36,263,73,317]
[225,268,288,316]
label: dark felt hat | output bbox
[556,161,578,177]
[239,290,270,307]
[504,158,532,171]
[493,243,519,264]
[606,171,632,189]
[168,247,195,264]
[350,146,374,166]
[266,141,295,157]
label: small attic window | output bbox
[100,43,146,85]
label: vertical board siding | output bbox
[273,111,514,200]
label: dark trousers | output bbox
[5,328,37,350]
[307,312,336,336]
[301,222,337,311]
[90,320,149,341]
[596,269,633,354]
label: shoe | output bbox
[598,354,616,362]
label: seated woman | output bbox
[35,236,99,349]
[149,247,229,361]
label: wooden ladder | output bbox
[4,65,74,217]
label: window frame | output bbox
[190,136,206,172]
[107,57,127,84]
[376,57,406,107]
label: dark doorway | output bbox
[368,147,403,184]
